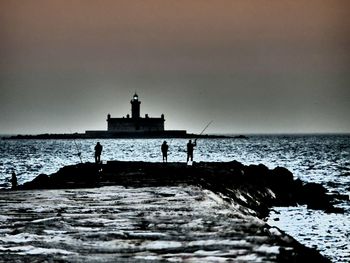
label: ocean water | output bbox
[0,135,349,262]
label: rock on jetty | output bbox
[2,160,343,262]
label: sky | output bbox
[0,0,349,134]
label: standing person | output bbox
[187,139,197,163]
[161,141,169,163]
[94,142,103,164]
[10,172,17,189]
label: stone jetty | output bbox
[1,160,342,262]
[20,161,343,215]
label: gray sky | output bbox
[1,0,349,134]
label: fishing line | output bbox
[70,130,83,163]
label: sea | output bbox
[0,134,349,262]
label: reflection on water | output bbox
[268,206,350,263]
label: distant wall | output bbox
[107,118,164,132]
[84,130,187,138]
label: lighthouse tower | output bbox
[130,93,141,119]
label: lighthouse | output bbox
[131,93,141,119]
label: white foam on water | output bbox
[142,241,183,250]
[188,239,250,247]
[254,244,280,254]
[236,253,260,261]
[0,245,76,255]
[31,216,59,223]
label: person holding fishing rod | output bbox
[186,139,197,163]
[186,120,213,163]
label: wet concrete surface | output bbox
[0,186,329,262]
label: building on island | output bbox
[107,93,165,132]
[85,93,186,138]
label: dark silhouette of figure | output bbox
[94,142,103,163]
[187,139,197,162]
[161,141,169,162]
[10,172,17,189]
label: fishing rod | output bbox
[198,120,213,137]
[163,121,214,158]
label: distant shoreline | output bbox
[2,133,243,140]
[2,133,349,140]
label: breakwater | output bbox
[1,161,345,262]
[20,161,345,216]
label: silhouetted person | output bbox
[94,142,103,163]
[161,141,169,162]
[187,139,197,162]
[10,172,17,189]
